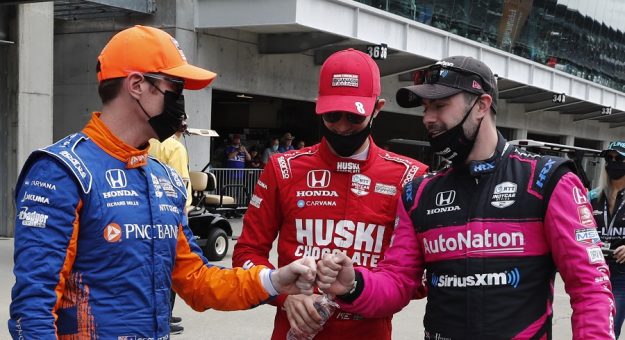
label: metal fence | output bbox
[208,168,263,208]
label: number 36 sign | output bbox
[366,43,388,60]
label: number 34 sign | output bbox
[366,43,388,60]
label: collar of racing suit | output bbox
[319,136,379,173]
[454,130,508,177]
[82,112,150,169]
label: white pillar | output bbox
[16,2,53,173]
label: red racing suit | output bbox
[338,133,615,339]
[233,137,427,340]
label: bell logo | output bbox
[307,170,330,188]
[104,223,122,242]
[435,190,456,206]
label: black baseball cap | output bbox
[396,56,498,113]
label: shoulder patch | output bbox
[274,149,316,180]
[38,133,92,194]
[150,158,188,200]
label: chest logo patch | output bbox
[351,174,371,196]
[491,182,517,209]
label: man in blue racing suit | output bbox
[8,25,316,340]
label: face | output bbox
[422,92,479,139]
[141,74,183,118]
[322,111,370,135]
[232,137,241,146]
[604,151,625,163]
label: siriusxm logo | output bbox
[431,268,521,288]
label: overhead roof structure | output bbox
[196,0,625,128]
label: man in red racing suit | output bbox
[316,56,615,339]
[233,49,428,340]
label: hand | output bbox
[240,145,246,152]
[614,245,625,264]
[316,252,355,296]
[284,294,324,336]
[271,257,316,295]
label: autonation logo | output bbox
[431,268,521,288]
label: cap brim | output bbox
[396,84,462,108]
[163,63,217,90]
[315,95,376,116]
[601,149,625,157]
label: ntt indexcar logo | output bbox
[431,268,521,288]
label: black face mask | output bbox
[428,99,479,165]
[606,160,625,180]
[138,91,186,142]
[321,116,372,157]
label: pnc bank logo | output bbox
[103,223,122,242]
[307,170,330,188]
[105,169,127,189]
[435,190,456,206]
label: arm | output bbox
[544,171,615,339]
[317,192,424,318]
[172,222,316,311]
[9,157,82,339]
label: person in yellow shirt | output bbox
[149,121,191,334]
[149,122,192,212]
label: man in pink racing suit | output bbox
[316,56,615,339]
[233,49,428,339]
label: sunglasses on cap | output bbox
[604,153,625,163]
[143,73,185,95]
[414,64,490,94]
[322,112,368,125]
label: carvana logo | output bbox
[431,268,521,288]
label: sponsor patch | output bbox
[374,183,397,196]
[332,73,359,87]
[351,174,371,196]
[587,246,604,264]
[18,207,49,228]
[491,182,517,209]
[250,194,262,208]
[105,169,127,189]
[21,192,50,205]
[151,174,163,198]
[25,180,57,191]
[278,156,290,179]
[307,170,331,188]
[575,227,601,244]
[577,206,595,226]
[572,187,588,205]
[257,179,268,190]
[104,223,122,242]
[336,161,360,173]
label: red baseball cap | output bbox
[97,25,217,90]
[315,48,381,116]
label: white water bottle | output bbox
[286,294,338,340]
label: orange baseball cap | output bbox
[97,25,217,90]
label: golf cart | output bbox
[185,128,235,261]
[509,139,601,189]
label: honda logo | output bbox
[307,170,330,188]
[572,187,588,205]
[105,169,127,189]
[435,190,456,206]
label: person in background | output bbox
[262,137,280,167]
[8,25,318,339]
[233,48,428,340]
[278,132,295,153]
[316,55,615,339]
[295,140,306,150]
[590,140,625,338]
[246,146,262,169]
[225,134,251,169]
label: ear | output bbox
[475,94,492,118]
[373,98,386,118]
[126,72,145,100]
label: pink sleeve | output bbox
[544,172,615,339]
[338,195,424,318]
